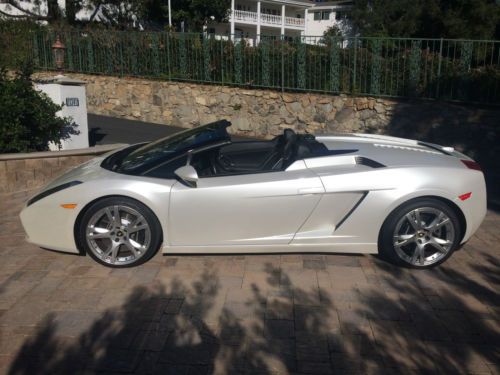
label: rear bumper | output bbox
[457,173,487,243]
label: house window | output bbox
[314,11,330,20]
[335,11,348,20]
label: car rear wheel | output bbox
[78,197,162,268]
[379,198,461,268]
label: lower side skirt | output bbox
[162,243,378,255]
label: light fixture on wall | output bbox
[52,35,66,72]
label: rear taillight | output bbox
[458,192,472,201]
[461,160,482,171]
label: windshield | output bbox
[107,120,231,174]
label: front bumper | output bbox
[20,198,81,254]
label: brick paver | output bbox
[0,188,498,374]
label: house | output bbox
[0,0,353,41]
[209,0,354,44]
[306,0,353,38]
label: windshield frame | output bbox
[102,120,231,175]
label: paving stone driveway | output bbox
[0,189,499,375]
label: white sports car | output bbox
[20,120,486,268]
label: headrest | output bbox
[283,128,297,143]
[296,143,312,159]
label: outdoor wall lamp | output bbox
[52,35,66,72]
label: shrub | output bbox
[0,19,41,69]
[0,64,76,153]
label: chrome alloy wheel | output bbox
[393,207,455,267]
[86,205,151,266]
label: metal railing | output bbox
[4,30,500,104]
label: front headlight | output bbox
[26,181,83,207]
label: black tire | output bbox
[379,198,461,269]
[77,197,162,268]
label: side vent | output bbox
[355,156,385,168]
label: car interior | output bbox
[143,127,347,180]
[190,129,331,178]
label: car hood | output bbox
[32,144,131,197]
[316,133,472,168]
[41,156,109,191]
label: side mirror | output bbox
[174,165,199,187]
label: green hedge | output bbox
[0,66,76,153]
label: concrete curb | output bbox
[0,144,128,161]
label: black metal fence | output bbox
[4,29,500,104]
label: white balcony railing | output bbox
[232,9,258,23]
[285,16,305,27]
[260,13,282,26]
[231,10,305,28]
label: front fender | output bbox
[20,175,174,253]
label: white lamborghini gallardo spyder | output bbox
[20,120,486,268]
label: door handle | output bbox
[297,187,324,195]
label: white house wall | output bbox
[304,8,352,37]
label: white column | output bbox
[281,4,285,38]
[168,0,172,27]
[304,9,308,37]
[36,77,89,150]
[256,1,261,45]
[230,0,235,41]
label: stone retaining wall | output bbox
[33,73,499,142]
[0,144,124,194]
[33,72,398,138]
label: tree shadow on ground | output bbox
[349,256,499,373]
[7,254,499,374]
[381,100,500,211]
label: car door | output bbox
[168,161,325,246]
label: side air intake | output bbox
[355,156,386,168]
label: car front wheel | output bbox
[379,198,461,268]
[78,197,162,267]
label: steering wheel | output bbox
[209,152,221,175]
[217,154,234,169]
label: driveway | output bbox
[0,187,499,374]
[88,114,252,147]
[88,114,183,146]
